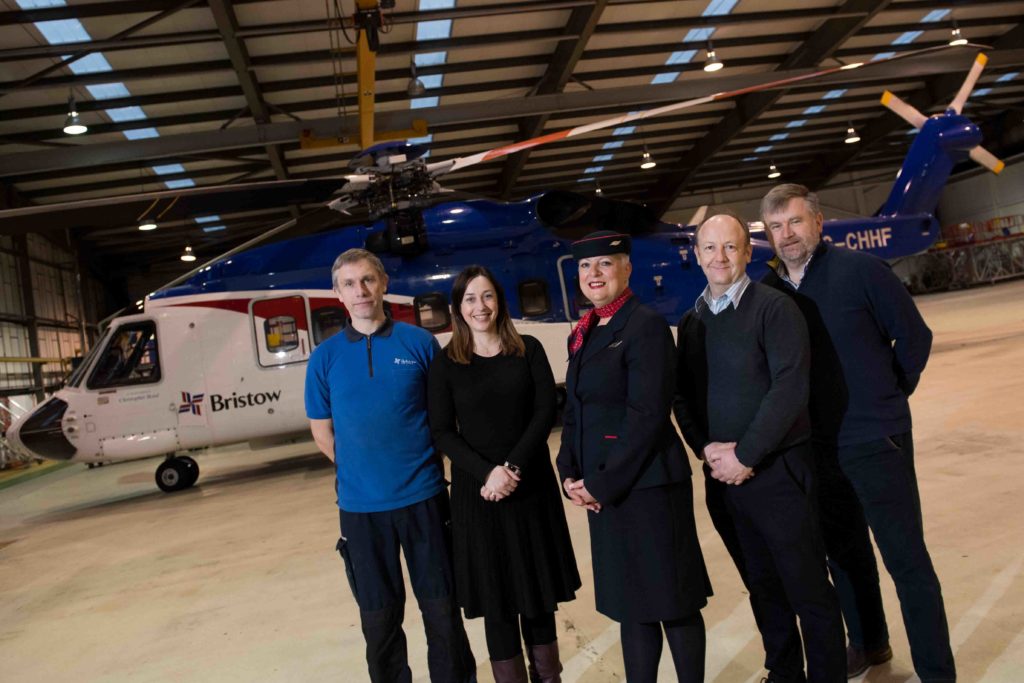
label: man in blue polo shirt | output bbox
[306,248,476,683]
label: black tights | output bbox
[620,612,706,683]
[484,611,557,661]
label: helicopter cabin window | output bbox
[87,321,160,390]
[264,316,299,353]
[518,279,551,317]
[312,306,348,345]
[414,292,450,332]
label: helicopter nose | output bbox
[9,397,76,461]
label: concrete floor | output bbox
[2,280,1023,682]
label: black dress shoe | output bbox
[847,643,893,678]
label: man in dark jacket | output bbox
[675,213,845,683]
[760,184,954,683]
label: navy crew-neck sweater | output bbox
[675,281,811,468]
[762,241,932,446]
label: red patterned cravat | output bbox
[568,287,634,357]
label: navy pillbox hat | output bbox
[570,230,632,260]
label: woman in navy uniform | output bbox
[555,231,711,682]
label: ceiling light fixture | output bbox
[844,123,861,144]
[62,92,87,135]
[949,22,967,47]
[640,143,657,170]
[180,245,196,262]
[703,42,723,73]
[406,61,426,97]
[767,163,781,179]
[594,181,603,196]
[138,219,157,231]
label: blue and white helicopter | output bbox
[4,51,1005,492]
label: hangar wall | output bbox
[0,233,103,441]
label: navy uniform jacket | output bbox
[556,297,690,505]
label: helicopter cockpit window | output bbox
[312,306,348,345]
[87,321,160,390]
[518,280,551,317]
[414,293,450,332]
[264,316,299,353]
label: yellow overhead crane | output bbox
[301,0,428,151]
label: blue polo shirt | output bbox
[304,318,444,512]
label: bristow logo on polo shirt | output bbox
[393,358,417,366]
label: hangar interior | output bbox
[2,0,1024,680]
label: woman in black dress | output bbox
[556,231,711,683]
[428,265,580,683]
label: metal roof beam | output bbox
[646,0,893,216]
[495,0,608,199]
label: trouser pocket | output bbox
[336,536,359,599]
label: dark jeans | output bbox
[837,432,955,682]
[338,493,476,683]
[814,440,890,650]
[720,444,846,683]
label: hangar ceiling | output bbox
[1,0,1023,290]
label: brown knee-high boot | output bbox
[490,653,528,683]
[526,641,562,683]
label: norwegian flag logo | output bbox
[179,392,204,416]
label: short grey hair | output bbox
[331,248,386,289]
[695,210,750,246]
[761,183,821,219]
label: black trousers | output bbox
[337,493,476,683]
[837,432,955,682]
[709,443,846,683]
[815,439,889,651]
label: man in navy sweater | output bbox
[760,184,954,682]
[675,213,845,683]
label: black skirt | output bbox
[588,478,712,623]
[450,461,581,619]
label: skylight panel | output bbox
[703,0,738,16]
[420,0,455,8]
[411,96,440,109]
[33,19,90,44]
[684,28,715,43]
[105,106,148,122]
[742,156,758,161]
[152,164,186,175]
[891,30,923,45]
[972,88,992,97]
[66,53,113,75]
[666,50,698,66]
[612,126,637,136]
[414,52,447,67]
[822,89,847,100]
[651,72,680,85]
[592,154,614,162]
[786,119,807,128]
[602,140,625,150]
[996,72,1019,83]
[194,215,221,223]
[754,145,773,153]
[803,105,826,114]
[123,128,160,140]
[769,133,789,142]
[16,0,67,8]
[583,166,605,174]
[165,179,196,189]
[416,20,452,40]
[408,134,433,145]
[202,225,226,233]
[419,74,444,89]
[86,83,131,100]
[873,52,896,60]
[922,9,950,22]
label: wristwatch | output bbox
[503,461,521,476]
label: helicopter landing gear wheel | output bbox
[179,456,200,488]
[155,458,195,493]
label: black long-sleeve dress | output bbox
[428,335,580,619]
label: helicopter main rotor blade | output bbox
[428,44,984,178]
[880,90,928,130]
[969,146,1005,174]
